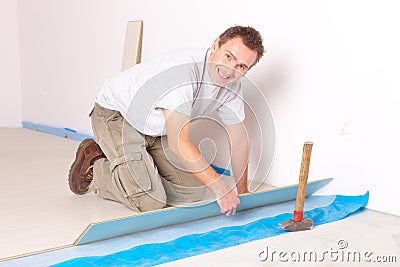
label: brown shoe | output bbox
[68,138,106,195]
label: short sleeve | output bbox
[154,85,194,118]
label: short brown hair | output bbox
[218,25,265,64]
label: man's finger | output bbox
[225,207,236,216]
[231,208,236,216]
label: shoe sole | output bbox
[68,138,95,195]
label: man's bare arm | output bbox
[226,122,250,194]
[163,109,240,216]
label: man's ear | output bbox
[211,38,220,52]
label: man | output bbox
[68,25,264,216]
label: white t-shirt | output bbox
[95,48,245,136]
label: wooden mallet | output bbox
[279,142,314,231]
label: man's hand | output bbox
[217,190,240,216]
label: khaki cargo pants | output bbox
[90,103,206,212]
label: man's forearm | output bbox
[227,123,250,194]
[234,164,249,194]
[231,151,249,194]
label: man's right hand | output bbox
[217,190,240,216]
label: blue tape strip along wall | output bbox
[51,192,369,267]
[22,121,229,176]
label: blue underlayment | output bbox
[0,195,335,267]
[46,193,368,267]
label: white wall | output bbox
[0,0,22,127]
[15,0,400,215]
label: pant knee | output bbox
[131,191,167,212]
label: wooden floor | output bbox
[0,128,273,261]
[0,128,140,260]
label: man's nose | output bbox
[222,64,235,76]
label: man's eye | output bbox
[239,65,247,71]
[226,54,232,59]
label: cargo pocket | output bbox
[111,152,153,198]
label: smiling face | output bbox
[207,37,258,87]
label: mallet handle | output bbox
[294,142,313,222]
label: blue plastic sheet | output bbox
[52,192,369,267]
